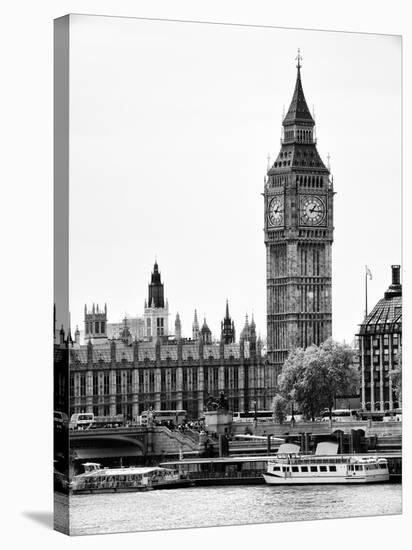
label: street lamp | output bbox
[252,400,257,430]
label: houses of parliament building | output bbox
[60,262,270,419]
[56,54,336,420]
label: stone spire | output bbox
[221,299,236,344]
[200,317,212,344]
[74,325,80,345]
[192,309,200,341]
[283,49,314,127]
[148,261,165,308]
[175,312,182,340]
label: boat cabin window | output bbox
[273,467,281,472]
[310,466,318,472]
[329,466,337,472]
[355,465,362,471]
[379,463,387,469]
[282,467,289,472]
[292,467,299,473]
[301,466,308,472]
[319,466,327,472]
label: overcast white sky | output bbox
[67,15,401,343]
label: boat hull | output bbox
[262,473,389,485]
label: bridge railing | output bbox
[231,420,402,437]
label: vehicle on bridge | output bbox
[139,409,187,427]
[233,410,274,422]
[54,410,69,430]
[321,409,359,422]
[359,409,402,422]
[69,413,125,430]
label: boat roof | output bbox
[76,466,173,478]
[315,442,339,455]
[277,443,301,454]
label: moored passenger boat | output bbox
[71,463,193,494]
[263,442,389,485]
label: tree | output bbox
[278,338,359,421]
[272,394,288,424]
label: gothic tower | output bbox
[144,261,169,339]
[221,300,236,344]
[84,303,108,342]
[264,52,334,381]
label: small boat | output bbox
[71,462,194,494]
[263,442,389,485]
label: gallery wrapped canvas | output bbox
[54,14,402,535]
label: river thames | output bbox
[59,484,401,536]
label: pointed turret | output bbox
[175,312,182,340]
[283,50,314,127]
[250,313,256,338]
[200,317,212,344]
[59,324,65,345]
[221,299,236,344]
[148,261,165,308]
[121,316,132,344]
[240,314,251,341]
[67,312,72,343]
[192,309,200,341]
[268,50,329,175]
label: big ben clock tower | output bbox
[264,51,334,382]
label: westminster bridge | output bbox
[69,419,401,469]
[69,425,204,467]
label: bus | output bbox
[139,409,187,427]
[359,409,402,422]
[69,413,125,430]
[321,409,359,422]
[232,411,274,423]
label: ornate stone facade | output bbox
[66,335,269,420]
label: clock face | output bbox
[300,196,326,226]
[268,196,284,227]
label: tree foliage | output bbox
[278,338,359,421]
[272,394,288,424]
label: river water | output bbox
[59,484,401,536]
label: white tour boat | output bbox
[263,442,389,485]
[71,462,193,493]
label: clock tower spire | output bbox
[264,52,334,384]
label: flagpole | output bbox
[365,266,368,319]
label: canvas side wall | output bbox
[53,14,70,536]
